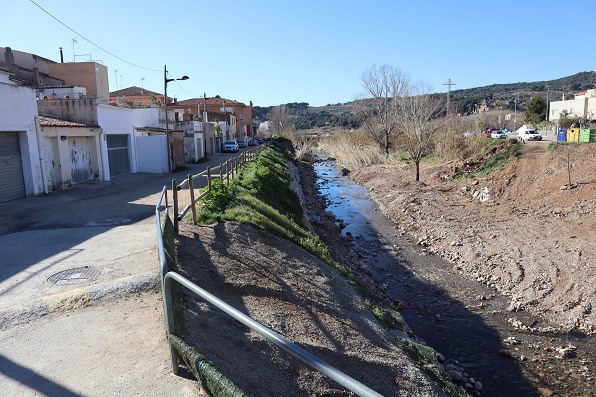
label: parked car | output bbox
[248,139,258,146]
[257,138,264,144]
[222,140,239,152]
[518,128,543,141]
[238,139,248,148]
[490,130,506,139]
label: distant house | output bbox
[549,89,596,123]
[169,96,255,141]
[108,86,166,108]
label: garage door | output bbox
[69,137,93,183]
[107,134,130,177]
[0,132,26,202]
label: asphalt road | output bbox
[0,147,252,396]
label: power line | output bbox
[166,70,198,98]
[28,0,161,72]
[443,78,456,115]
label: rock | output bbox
[498,349,513,358]
[474,381,483,391]
[472,180,479,186]
[465,383,473,389]
[449,370,462,381]
[360,265,372,276]
[436,353,445,363]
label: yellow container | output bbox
[566,129,580,142]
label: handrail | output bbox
[163,271,383,397]
[155,176,385,396]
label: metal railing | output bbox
[154,186,384,397]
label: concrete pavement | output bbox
[0,149,246,396]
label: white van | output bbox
[518,128,542,141]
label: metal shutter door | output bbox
[107,134,131,177]
[0,132,26,202]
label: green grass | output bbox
[462,141,522,178]
[188,143,468,395]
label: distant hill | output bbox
[255,71,596,130]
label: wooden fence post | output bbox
[207,167,212,191]
[188,173,197,225]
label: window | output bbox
[137,101,143,106]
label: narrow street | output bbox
[0,150,244,396]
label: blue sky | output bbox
[2,0,594,107]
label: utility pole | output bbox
[545,85,550,136]
[514,92,519,132]
[443,79,456,116]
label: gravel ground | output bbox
[347,141,595,335]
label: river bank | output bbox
[309,141,595,396]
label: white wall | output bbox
[133,107,162,129]
[136,135,168,173]
[550,98,587,121]
[0,71,45,196]
[97,104,137,180]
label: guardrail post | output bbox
[172,179,179,235]
[219,162,223,181]
[164,276,180,374]
[189,173,197,225]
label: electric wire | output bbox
[28,0,161,73]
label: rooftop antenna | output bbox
[114,69,118,91]
[443,78,456,116]
[141,77,145,96]
[71,38,77,62]
[119,74,123,89]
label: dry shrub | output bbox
[319,129,386,166]
[431,116,487,162]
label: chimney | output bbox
[4,47,14,65]
[59,47,64,63]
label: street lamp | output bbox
[164,64,189,172]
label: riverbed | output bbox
[313,157,595,397]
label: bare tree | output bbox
[270,105,292,136]
[394,82,445,181]
[359,65,409,157]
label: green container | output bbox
[579,129,595,142]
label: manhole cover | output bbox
[47,266,102,284]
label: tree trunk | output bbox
[415,161,420,182]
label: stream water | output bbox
[313,157,594,397]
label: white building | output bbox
[0,70,45,202]
[549,89,596,122]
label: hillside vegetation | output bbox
[255,71,596,130]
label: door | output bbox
[107,134,130,177]
[0,132,26,202]
[69,137,93,183]
[47,137,62,190]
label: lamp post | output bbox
[164,65,189,172]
